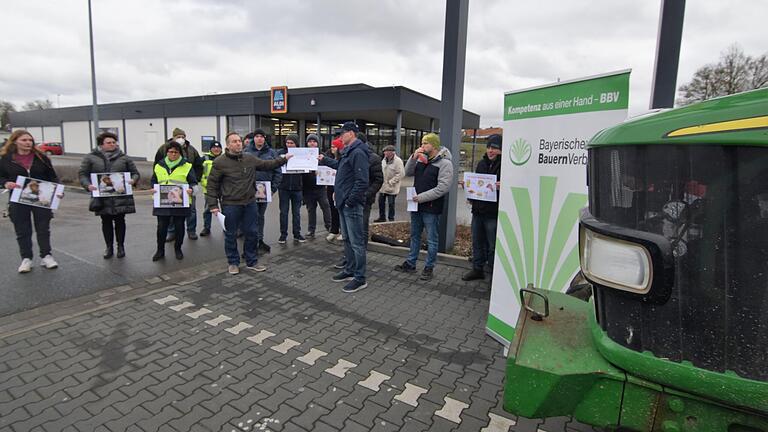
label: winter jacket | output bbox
[150,157,198,217]
[321,139,370,209]
[379,154,404,195]
[154,139,204,181]
[366,144,384,206]
[244,142,282,193]
[78,149,140,216]
[0,151,59,204]
[205,150,287,208]
[200,152,218,193]
[277,148,303,191]
[405,148,454,214]
[470,154,502,216]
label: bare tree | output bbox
[0,100,16,131]
[677,44,768,106]
[21,99,54,111]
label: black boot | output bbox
[116,244,126,258]
[152,248,165,261]
[175,248,184,260]
[462,268,485,281]
[103,246,114,259]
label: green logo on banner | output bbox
[496,176,587,303]
[509,138,532,166]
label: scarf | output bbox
[164,156,182,170]
[98,147,120,160]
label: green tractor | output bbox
[504,88,768,431]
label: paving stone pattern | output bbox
[0,243,600,431]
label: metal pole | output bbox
[649,0,686,109]
[88,0,100,147]
[395,110,403,156]
[437,0,469,253]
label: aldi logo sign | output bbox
[271,86,288,114]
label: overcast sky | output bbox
[1,0,765,127]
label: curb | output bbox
[367,241,472,270]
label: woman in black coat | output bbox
[0,130,61,273]
[151,141,197,261]
[78,132,140,259]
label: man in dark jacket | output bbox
[206,132,290,275]
[154,128,204,241]
[359,133,384,245]
[278,134,304,244]
[302,134,332,238]
[244,128,281,253]
[319,122,370,293]
[462,134,502,281]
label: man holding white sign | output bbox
[462,134,502,281]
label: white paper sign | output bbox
[10,176,65,210]
[216,211,227,232]
[286,147,319,171]
[406,187,418,212]
[316,166,336,186]
[153,184,190,208]
[281,165,310,174]
[255,181,272,203]
[91,172,133,197]
[463,172,498,202]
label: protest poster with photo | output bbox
[255,181,272,203]
[286,147,319,171]
[90,172,133,197]
[10,176,65,210]
[316,166,336,186]
[153,184,190,208]
[463,172,498,202]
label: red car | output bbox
[37,141,63,156]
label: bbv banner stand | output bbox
[486,70,631,346]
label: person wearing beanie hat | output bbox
[302,134,332,238]
[199,141,223,236]
[243,132,255,150]
[277,134,304,243]
[243,128,281,253]
[461,134,502,282]
[394,132,454,281]
[153,127,204,241]
[374,144,404,222]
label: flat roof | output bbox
[10,83,481,131]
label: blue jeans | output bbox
[222,202,259,266]
[255,202,269,243]
[339,204,366,282]
[471,214,498,271]
[406,212,440,269]
[168,194,197,234]
[378,193,396,221]
[279,189,302,238]
[202,207,211,230]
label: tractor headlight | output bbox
[580,227,652,294]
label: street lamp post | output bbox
[88,0,100,147]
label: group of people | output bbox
[1,125,503,293]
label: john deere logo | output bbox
[509,138,532,166]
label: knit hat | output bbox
[306,133,320,144]
[253,128,267,138]
[332,138,344,151]
[382,145,396,152]
[210,141,222,149]
[286,134,300,146]
[421,133,440,148]
[171,127,186,137]
[486,134,502,149]
[244,132,255,141]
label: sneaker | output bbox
[258,241,271,254]
[420,267,434,281]
[278,235,287,244]
[228,265,240,275]
[305,232,315,239]
[18,258,33,273]
[332,272,354,282]
[394,261,416,273]
[246,263,267,272]
[165,233,176,243]
[335,234,344,242]
[343,279,368,293]
[188,232,198,240]
[462,268,485,281]
[295,235,306,243]
[199,228,211,237]
[41,255,58,269]
[333,259,346,269]
[326,233,336,242]
[373,217,386,223]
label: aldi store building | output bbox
[10,84,480,160]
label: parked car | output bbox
[37,141,63,155]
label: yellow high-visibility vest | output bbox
[200,155,215,192]
[154,161,192,185]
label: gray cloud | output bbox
[1,0,764,127]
